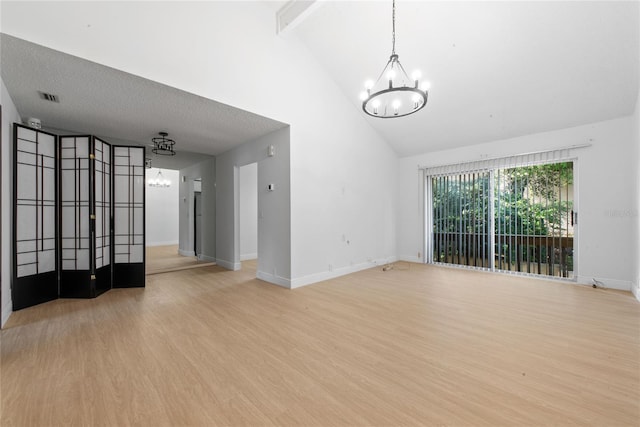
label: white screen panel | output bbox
[39,251,56,273]
[95,173,103,196]
[114,175,129,203]
[77,250,90,270]
[39,133,56,156]
[133,177,144,203]
[130,245,143,263]
[16,164,36,200]
[17,151,36,167]
[17,252,37,266]
[74,137,90,156]
[130,147,143,165]
[43,211,56,236]
[16,206,36,240]
[17,240,37,253]
[17,264,37,278]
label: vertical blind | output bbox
[423,147,583,279]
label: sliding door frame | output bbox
[423,155,580,281]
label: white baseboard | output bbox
[290,257,397,289]
[198,254,216,263]
[256,270,291,288]
[576,275,632,292]
[398,255,423,263]
[146,241,179,247]
[240,253,258,261]
[631,278,640,302]
[216,258,241,271]
[178,249,195,257]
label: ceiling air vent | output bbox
[38,91,60,103]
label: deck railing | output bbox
[433,232,574,278]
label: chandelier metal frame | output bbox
[152,131,176,156]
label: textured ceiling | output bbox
[294,1,639,156]
[0,34,288,168]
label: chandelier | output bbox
[148,169,171,188]
[152,132,176,156]
[360,0,430,118]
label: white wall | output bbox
[179,159,215,261]
[239,163,258,261]
[145,168,179,246]
[398,116,638,291]
[0,1,398,288]
[1,77,21,327]
[215,127,291,287]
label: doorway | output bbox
[239,163,258,265]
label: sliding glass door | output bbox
[494,162,574,277]
[428,160,574,279]
[432,172,491,268]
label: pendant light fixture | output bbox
[152,131,176,156]
[360,0,430,118]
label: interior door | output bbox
[112,146,145,287]
[13,124,58,310]
[194,191,202,256]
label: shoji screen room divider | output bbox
[13,124,145,310]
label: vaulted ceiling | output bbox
[1,1,638,163]
[291,1,639,156]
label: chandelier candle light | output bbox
[152,131,176,156]
[148,169,171,188]
[360,0,430,118]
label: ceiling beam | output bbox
[276,0,322,35]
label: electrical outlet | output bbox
[418,251,421,258]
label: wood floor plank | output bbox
[1,261,638,426]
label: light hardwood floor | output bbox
[146,245,215,275]
[1,262,638,426]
